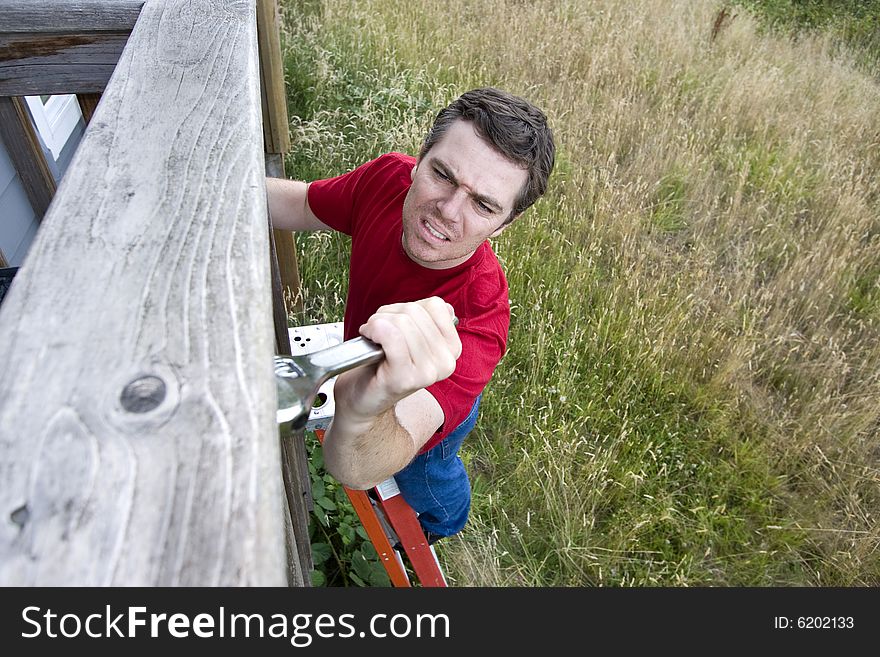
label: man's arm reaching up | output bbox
[266,178,333,232]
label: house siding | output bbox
[0,142,39,268]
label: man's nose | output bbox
[437,189,468,223]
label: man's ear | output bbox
[411,163,418,181]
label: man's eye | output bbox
[476,201,493,213]
[434,168,450,182]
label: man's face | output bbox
[401,120,528,269]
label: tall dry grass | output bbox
[281,0,880,585]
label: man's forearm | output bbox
[319,299,457,490]
[322,405,417,490]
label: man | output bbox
[268,88,554,542]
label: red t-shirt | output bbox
[307,153,510,453]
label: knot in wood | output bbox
[120,375,167,413]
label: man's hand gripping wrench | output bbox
[275,317,457,430]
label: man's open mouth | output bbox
[423,220,450,241]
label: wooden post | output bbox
[258,1,311,582]
[0,96,56,219]
[0,0,292,587]
[77,93,101,124]
[275,232,303,312]
[266,153,303,315]
[269,215,314,580]
[256,0,290,156]
[257,0,302,314]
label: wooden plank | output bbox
[269,210,292,357]
[0,1,144,33]
[268,206,313,583]
[0,32,130,96]
[0,0,289,586]
[275,229,303,312]
[269,213,310,585]
[77,92,101,124]
[256,0,290,154]
[0,96,56,219]
[279,467,306,586]
[280,428,314,584]
[0,0,144,96]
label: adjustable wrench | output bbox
[275,317,457,430]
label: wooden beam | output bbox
[269,216,293,358]
[256,0,290,155]
[0,0,289,587]
[0,96,56,218]
[0,1,144,33]
[280,426,314,584]
[0,31,130,96]
[77,92,101,124]
[267,211,312,583]
[0,1,144,96]
[275,229,303,312]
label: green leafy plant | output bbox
[306,432,391,587]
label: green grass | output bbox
[847,266,880,320]
[732,0,880,73]
[278,0,880,587]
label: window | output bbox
[24,95,83,162]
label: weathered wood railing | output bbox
[0,0,310,586]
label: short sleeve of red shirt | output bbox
[305,153,510,454]
[307,154,413,236]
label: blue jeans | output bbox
[394,395,481,538]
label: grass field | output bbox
[278,0,880,586]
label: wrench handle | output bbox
[306,316,459,379]
[306,335,384,377]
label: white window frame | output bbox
[24,95,83,162]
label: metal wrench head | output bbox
[274,334,385,430]
[275,316,457,430]
[274,356,324,430]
